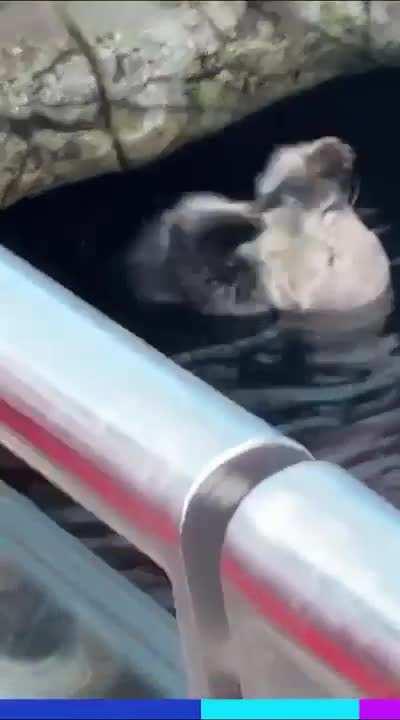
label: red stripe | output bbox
[0,397,177,544]
[3,394,396,694]
[222,552,400,696]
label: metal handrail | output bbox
[222,460,400,697]
[0,246,310,696]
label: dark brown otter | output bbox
[125,193,268,316]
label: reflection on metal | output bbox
[0,247,310,696]
[0,246,397,699]
[0,479,183,698]
[222,461,400,697]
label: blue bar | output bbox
[0,700,200,720]
[201,699,360,720]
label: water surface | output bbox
[1,67,400,507]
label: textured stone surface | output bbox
[0,1,398,208]
[0,0,119,206]
[370,1,400,63]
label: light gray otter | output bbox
[126,137,391,316]
[254,136,356,214]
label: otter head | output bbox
[254,136,356,214]
[237,137,391,315]
[161,193,272,316]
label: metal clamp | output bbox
[222,460,400,697]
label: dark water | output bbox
[1,67,400,507]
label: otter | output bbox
[124,193,268,316]
[242,136,392,313]
[254,136,356,213]
[126,137,391,316]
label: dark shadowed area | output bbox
[1,66,400,510]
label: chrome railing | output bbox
[222,460,400,697]
[0,245,398,697]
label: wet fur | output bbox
[126,137,391,317]
[125,194,268,316]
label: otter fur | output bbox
[126,137,391,316]
[124,193,267,316]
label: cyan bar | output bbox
[360,699,400,719]
[0,700,200,720]
[201,699,360,720]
